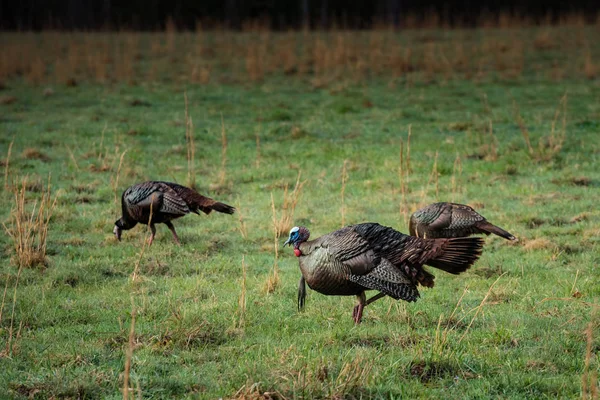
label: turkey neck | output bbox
[120,194,138,229]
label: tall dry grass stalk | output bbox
[184,92,196,189]
[420,151,439,203]
[272,171,306,237]
[328,355,373,398]
[122,202,155,398]
[513,101,535,156]
[340,160,349,227]
[459,273,506,344]
[433,286,470,356]
[3,176,57,268]
[584,52,598,80]
[406,125,412,173]
[255,132,261,169]
[3,139,13,191]
[484,120,498,161]
[398,127,412,225]
[582,315,598,400]
[219,114,228,186]
[112,150,128,206]
[0,274,10,330]
[122,296,137,400]
[236,200,248,240]
[514,93,568,161]
[65,145,80,172]
[236,256,248,329]
[544,93,568,160]
[1,263,23,357]
[264,193,281,293]
[450,152,462,202]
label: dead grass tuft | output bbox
[3,176,57,268]
[583,52,598,80]
[570,176,592,186]
[184,92,196,189]
[409,359,460,383]
[271,171,306,238]
[230,382,283,400]
[523,238,555,251]
[0,95,17,105]
[22,148,51,162]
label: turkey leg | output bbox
[352,292,367,324]
[165,221,181,244]
[148,224,157,246]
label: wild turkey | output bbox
[113,181,235,245]
[284,223,484,323]
[409,202,516,241]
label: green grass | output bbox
[1,75,599,399]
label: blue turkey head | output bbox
[284,226,310,247]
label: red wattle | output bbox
[293,248,302,257]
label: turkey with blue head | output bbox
[284,223,484,324]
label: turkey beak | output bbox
[283,238,291,247]
[113,225,122,242]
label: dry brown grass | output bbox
[0,262,25,358]
[450,152,463,202]
[1,16,597,87]
[22,148,50,162]
[523,238,556,251]
[584,52,598,79]
[264,193,281,294]
[398,126,411,225]
[218,114,228,187]
[0,95,17,105]
[184,92,196,189]
[122,297,137,400]
[3,176,57,268]
[582,317,599,400]
[236,201,248,240]
[271,171,306,238]
[3,139,13,191]
[459,273,506,344]
[236,256,248,329]
[340,160,349,227]
[513,93,568,162]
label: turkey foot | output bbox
[352,303,364,324]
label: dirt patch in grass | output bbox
[409,359,461,383]
[22,148,51,162]
[345,335,391,348]
[129,98,151,107]
[569,176,592,186]
[0,95,17,104]
[569,212,590,223]
[522,217,546,228]
[523,238,555,251]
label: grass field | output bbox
[1,25,600,399]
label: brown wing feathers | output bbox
[475,221,516,241]
[161,182,235,215]
[354,223,483,277]
[410,202,516,241]
[425,237,485,274]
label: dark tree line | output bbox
[1,0,598,30]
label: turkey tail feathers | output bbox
[476,221,516,241]
[209,201,236,215]
[427,237,484,275]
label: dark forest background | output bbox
[1,0,600,30]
